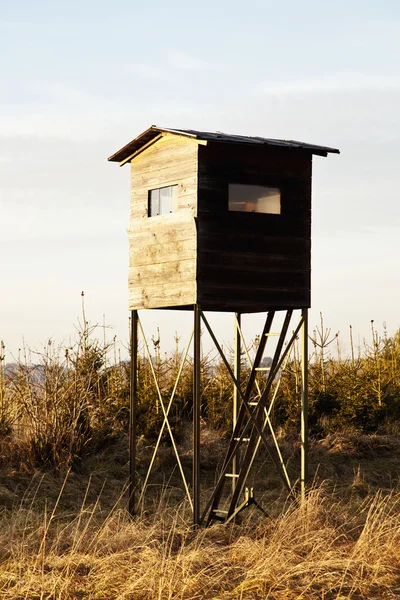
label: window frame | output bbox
[148,184,178,217]
[228,183,281,215]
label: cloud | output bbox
[167,49,216,71]
[253,72,400,96]
[0,106,113,141]
[0,81,125,140]
[0,80,216,142]
[125,50,217,84]
[127,63,169,81]
[0,195,126,243]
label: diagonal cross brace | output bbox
[200,311,275,521]
[244,350,293,492]
[230,314,305,499]
[201,311,305,524]
[240,315,306,494]
[234,313,293,491]
[200,312,302,523]
[137,318,194,510]
[225,310,293,516]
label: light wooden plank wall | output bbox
[128,134,199,309]
[129,133,199,221]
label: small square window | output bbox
[148,185,178,217]
[229,184,281,214]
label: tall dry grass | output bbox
[1,474,400,599]
[3,313,400,596]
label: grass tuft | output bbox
[2,471,400,599]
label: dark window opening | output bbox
[229,184,281,214]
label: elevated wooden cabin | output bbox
[109,127,339,313]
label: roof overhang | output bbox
[108,126,340,165]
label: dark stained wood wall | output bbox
[197,143,312,312]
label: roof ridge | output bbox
[108,126,340,163]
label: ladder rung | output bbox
[249,401,258,406]
[255,367,270,371]
[265,333,280,336]
[213,509,228,514]
[225,473,239,478]
[234,437,250,442]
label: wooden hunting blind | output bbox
[109,126,339,525]
[108,126,339,313]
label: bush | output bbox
[4,310,400,471]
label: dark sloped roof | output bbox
[108,125,340,163]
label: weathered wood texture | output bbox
[128,134,198,309]
[130,133,199,220]
[128,135,313,312]
[128,217,197,309]
[197,143,312,312]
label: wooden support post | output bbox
[129,310,138,516]
[232,313,241,493]
[193,304,201,525]
[300,308,309,502]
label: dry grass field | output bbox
[2,317,400,598]
[1,432,400,599]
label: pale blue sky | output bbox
[1,0,400,358]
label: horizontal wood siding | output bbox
[130,133,199,221]
[127,135,314,312]
[128,216,197,309]
[128,134,199,309]
[129,280,196,310]
[197,143,312,312]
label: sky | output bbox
[1,0,400,361]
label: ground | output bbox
[1,431,400,599]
